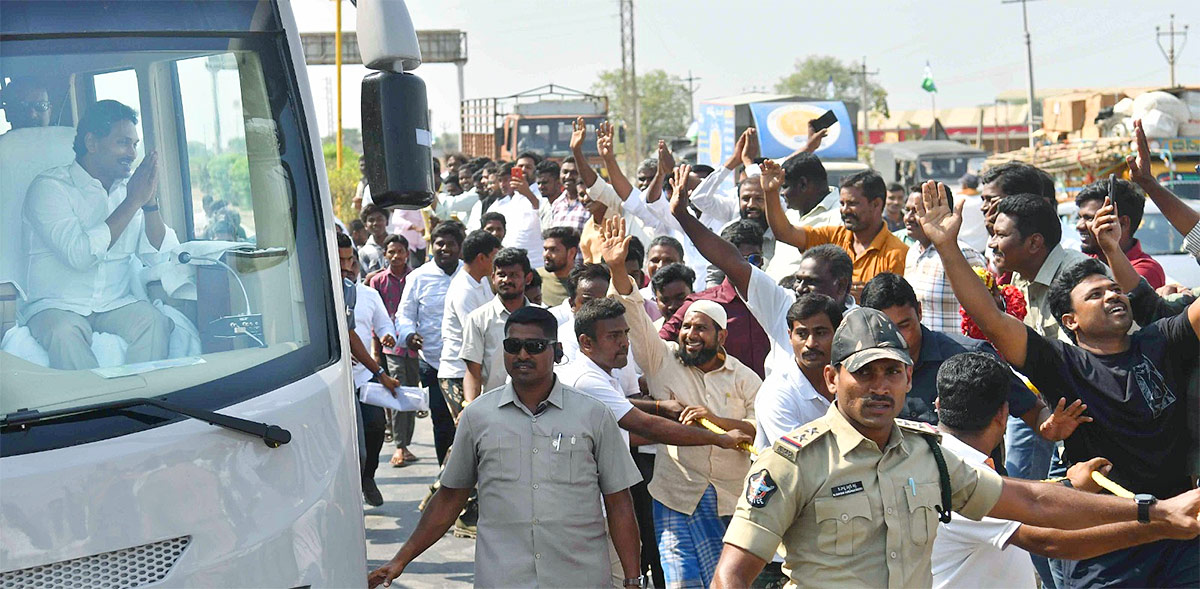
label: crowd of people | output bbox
[338,116,1200,589]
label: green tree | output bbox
[775,55,889,118]
[592,68,691,159]
[323,141,361,225]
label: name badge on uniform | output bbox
[830,481,864,497]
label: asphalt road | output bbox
[364,415,475,588]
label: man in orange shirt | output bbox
[761,161,908,296]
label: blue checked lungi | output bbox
[653,484,727,589]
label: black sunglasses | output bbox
[503,337,555,355]
[6,100,51,113]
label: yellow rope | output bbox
[698,417,758,455]
[1091,471,1135,498]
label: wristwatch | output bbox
[1134,494,1157,524]
[623,575,646,588]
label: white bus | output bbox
[0,1,430,586]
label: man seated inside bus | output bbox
[1,78,52,132]
[21,99,178,370]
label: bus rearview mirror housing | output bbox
[361,71,434,210]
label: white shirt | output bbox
[742,266,797,377]
[752,358,830,450]
[395,260,461,368]
[555,302,640,401]
[558,353,636,449]
[956,193,989,254]
[932,433,1034,589]
[22,161,179,321]
[437,269,494,379]
[764,188,841,280]
[491,192,547,268]
[352,282,397,388]
[621,186,707,292]
[685,166,738,233]
[460,296,532,394]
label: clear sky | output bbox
[293,0,1196,141]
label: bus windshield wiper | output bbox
[0,397,291,448]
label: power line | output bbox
[1156,14,1189,87]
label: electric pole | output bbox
[619,0,641,166]
[683,70,701,122]
[1156,14,1189,88]
[859,58,878,147]
[1003,0,1040,150]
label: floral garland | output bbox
[961,267,1028,342]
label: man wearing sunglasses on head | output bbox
[370,306,645,589]
[1,78,52,130]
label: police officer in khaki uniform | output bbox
[712,307,1200,588]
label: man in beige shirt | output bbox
[370,306,644,589]
[599,217,761,588]
[712,304,1200,588]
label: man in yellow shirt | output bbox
[761,160,908,297]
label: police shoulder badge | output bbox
[746,469,778,508]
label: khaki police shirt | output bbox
[724,403,1004,589]
[611,285,762,517]
[441,379,642,588]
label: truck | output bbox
[872,140,988,193]
[460,84,610,165]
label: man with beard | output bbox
[563,297,755,588]
[915,181,1200,588]
[537,226,578,307]
[534,159,562,229]
[659,219,772,379]
[601,217,762,589]
[22,100,177,369]
[396,221,465,466]
[1075,178,1164,289]
[461,247,535,402]
[762,162,909,297]
[549,155,590,233]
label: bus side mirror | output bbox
[361,71,434,209]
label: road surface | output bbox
[364,415,475,588]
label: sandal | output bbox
[390,449,408,468]
[403,449,419,463]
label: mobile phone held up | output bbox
[811,110,838,133]
[511,167,523,181]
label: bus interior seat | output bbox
[0,125,75,337]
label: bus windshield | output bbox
[918,155,975,183]
[0,2,336,453]
[516,117,602,158]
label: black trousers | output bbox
[360,401,387,482]
[419,359,455,465]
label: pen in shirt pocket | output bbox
[553,432,562,452]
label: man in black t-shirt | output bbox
[915,183,1200,588]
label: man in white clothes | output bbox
[437,229,501,420]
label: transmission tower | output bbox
[619,0,641,166]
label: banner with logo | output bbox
[696,103,736,167]
[749,101,857,160]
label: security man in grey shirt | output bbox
[369,306,646,589]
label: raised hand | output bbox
[741,127,760,168]
[1089,197,1122,254]
[1038,398,1093,442]
[914,180,963,249]
[724,128,748,170]
[759,158,783,195]
[570,116,587,154]
[657,140,676,175]
[596,120,613,155]
[669,163,693,217]
[1125,119,1155,187]
[511,170,534,198]
[598,134,614,160]
[598,216,632,270]
[803,127,829,154]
